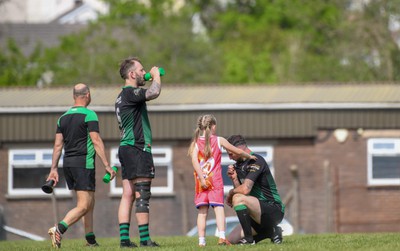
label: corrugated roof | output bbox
[1,84,400,112]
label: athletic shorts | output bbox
[118,145,155,180]
[251,200,284,243]
[63,166,96,191]
[194,187,224,208]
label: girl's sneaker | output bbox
[218,238,231,245]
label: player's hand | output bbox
[105,166,116,181]
[149,66,160,79]
[200,178,208,190]
[227,165,237,180]
[47,169,59,186]
[249,155,258,160]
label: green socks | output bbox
[234,204,254,242]
[85,232,96,245]
[119,223,130,243]
[57,221,68,234]
[139,224,151,243]
[119,223,152,244]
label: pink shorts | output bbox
[194,188,224,208]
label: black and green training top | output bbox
[56,106,99,169]
[115,86,152,152]
[234,153,285,213]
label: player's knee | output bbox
[232,193,246,206]
[122,191,135,202]
[135,181,151,213]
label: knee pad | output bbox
[135,181,151,213]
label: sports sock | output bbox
[85,232,96,245]
[138,224,151,243]
[199,236,206,245]
[57,221,68,234]
[219,231,226,239]
[234,204,253,242]
[119,223,130,243]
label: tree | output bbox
[0,0,223,86]
[191,0,400,83]
[0,39,44,86]
[34,0,223,86]
[1,0,400,86]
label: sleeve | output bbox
[56,118,62,133]
[245,160,263,182]
[85,110,100,133]
[87,121,100,133]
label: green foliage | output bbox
[0,0,400,86]
[0,39,44,86]
[195,0,400,83]
[196,0,343,83]
[1,234,400,251]
[37,0,222,86]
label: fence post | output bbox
[179,170,189,235]
[324,160,333,232]
[290,164,299,233]
[51,191,59,225]
[0,205,5,240]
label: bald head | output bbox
[73,83,90,97]
[73,83,91,106]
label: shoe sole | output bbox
[120,242,138,248]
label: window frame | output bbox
[221,145,274,194]
[367,138,400,186]
[109,146,174,195]
[8,149,71,197]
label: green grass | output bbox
[1,233,400,251]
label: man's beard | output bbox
[137,73,145,86]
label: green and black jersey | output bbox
[56,106,99,169]
[115,86,152,152]
[234,153,285,213]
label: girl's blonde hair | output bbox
[188,114,217,160]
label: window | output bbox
[221,146,274,193]
[8,149,70,197]
[109,147,174,195]
[367,139,400,186]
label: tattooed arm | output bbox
[232,179,254,195]
[226,179,254,207]
[145,66,162,100]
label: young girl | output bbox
[188,114,257,247]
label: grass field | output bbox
[1,233,400,251]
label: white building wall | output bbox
[27,0,75,23]
[0,0,107,23]
[0,0,74,23]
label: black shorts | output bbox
[118,145,155,180]
[63,166,96,191]
[251,200,284,243]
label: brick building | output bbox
[1,84,400,240]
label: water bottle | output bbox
[103,166,118,183]
[144,67,165,81]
